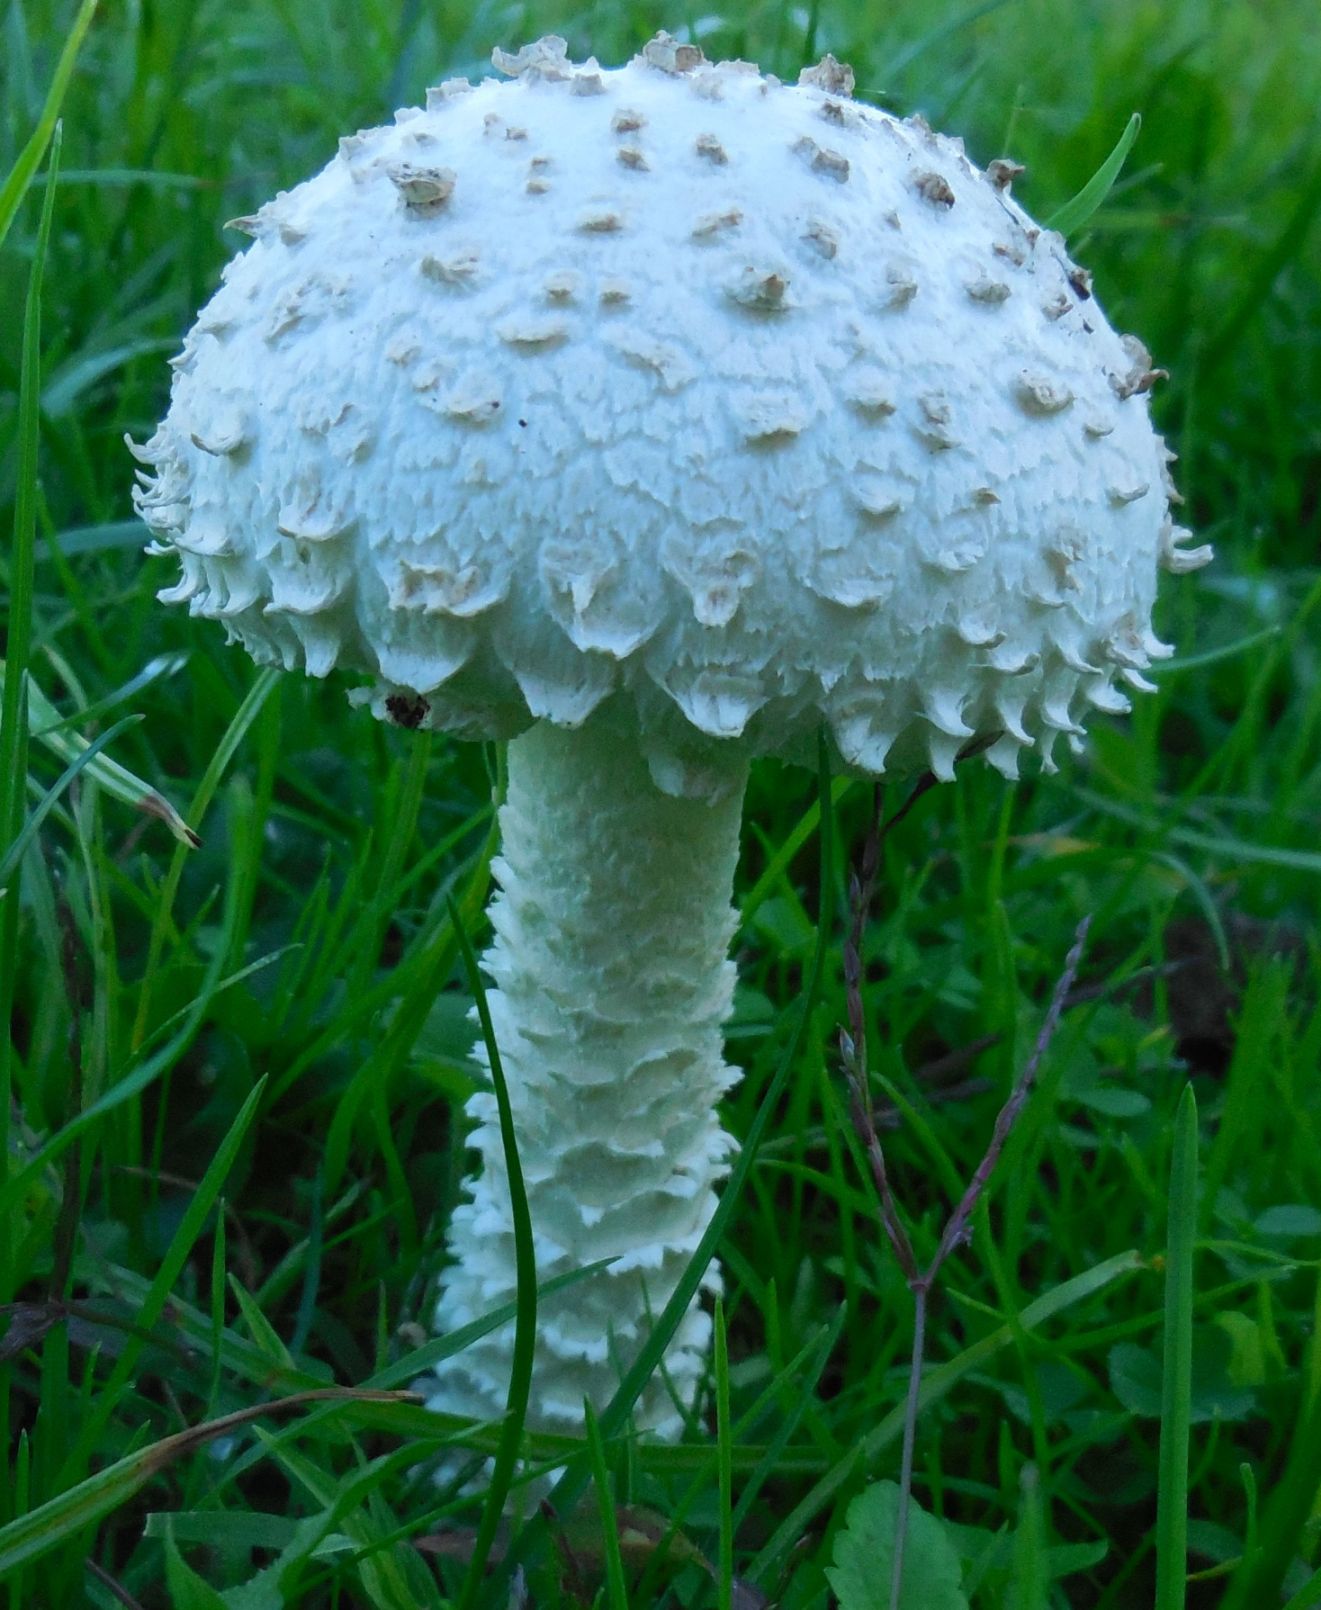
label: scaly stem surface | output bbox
[429,714,748,1447]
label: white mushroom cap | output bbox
[134,33,1208,794]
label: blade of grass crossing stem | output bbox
[1155,1085,1198,1610]
[715,1297,734,1610]
[499,732,839,1589]
[448,892,537,1610]
[1046,112,1141,236]
[0,0,96,248]
[0,125,60,1295]
[61,1078,269,1480]
[584,1401,629,1610]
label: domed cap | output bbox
[133,33,1209,794]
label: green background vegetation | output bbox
[2,0,1319,1604]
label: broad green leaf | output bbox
[1109,1330,1257,1424]
[144,1513,297,1552]
[1255,1204,1321,1239]
[1074,1084,1151,1119]
[1047,1540,1109,1580]
[826,1481,968,1610]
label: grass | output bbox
[2,0,1320,1604]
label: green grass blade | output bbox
[1200,147,1321,380]
[62,1077,270,1474]
[882,0,1017,82]
[731,1310,847,1534]
[584,1400,629,1610]
[1280,1560,1321,1610]
[1073,786,1321,875]
[14,663,198,847]
[1008,1464,1049,1610]
[364,1260,612,1397]
[1046,112,1141,236]
[715,1297,734,1610]
[163,1535,229,1609]
[130,666,279,1047]
[0,0,97,249]
[1156,626,1283,676]
[757,1249,1145,1579]
[1222,1391,1321,1608]
[1155,1085,1197,1610]
[0,890,280,1228]
[737,774,852,936]
[0,120,61,1290]
[0,715,141,889]
[449,887,538,1605]
[0,1387,412,1581]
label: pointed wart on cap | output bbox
[640,31,705,74]
[793,135,850,182]
[798,55,856,96]
[986,157,1025,190]
[388,163,456,213]
[492,36,573,80]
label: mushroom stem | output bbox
[429,714,748,1448]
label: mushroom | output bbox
[132,35,1208,1456]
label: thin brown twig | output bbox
[928,917,1091,1278]
[85,1558,149,1610]
[834,765,1092,1610]
[884,917,1090,1609]
[841,1045,918,1284]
